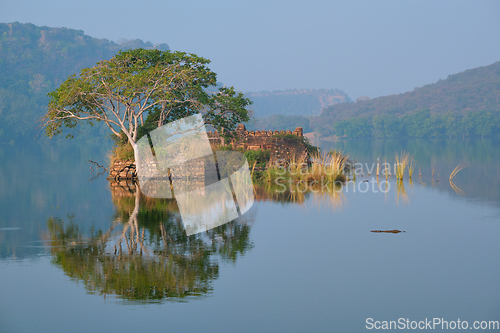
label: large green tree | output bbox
[42,48,251,161]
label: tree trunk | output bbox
[131,142,140,178]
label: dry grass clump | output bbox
[395,151,410,181]
[108,142,134,165]
[261,150,349,184]
[305,151,349,183]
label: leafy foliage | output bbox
[244,149,271,167]
[43,48,251,159]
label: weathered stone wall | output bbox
[208,124,308,166]
[134,159,207,181]
[108,124,310,180]
[108,155,208,181]
[108,160,136,180]
[207,124,303,148]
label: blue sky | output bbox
[2,0,500,99]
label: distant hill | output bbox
[246,89,351,118]
[245,114,312,133]
[0,22,169,143]
[312,61,500,137]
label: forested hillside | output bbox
[0,22,169,143]
[245,114,312,132]
[247,89,350,117]
[2,22,499,142]
[313,62,500,137]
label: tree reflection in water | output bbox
[46,182,254,302]
[45,180,346,302]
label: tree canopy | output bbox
[43,48,251,159]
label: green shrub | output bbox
[244,149,271,167]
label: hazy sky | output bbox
[2,0,500,99]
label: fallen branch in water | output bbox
[88,159,107,173]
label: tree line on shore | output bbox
[332,108,499,138]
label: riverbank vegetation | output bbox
[330,109,500,138]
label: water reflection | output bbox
[318,138,500,205]
[253,179,344,206]
[3,140,500,331]
[44,182,254,302]
[396,180,409,205]
[44,179,350,301]
[6,138,494,303]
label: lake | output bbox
[1,138,499,332]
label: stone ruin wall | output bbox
[109,124,308,180]
[109,160,136,180]
[207,124,308,167]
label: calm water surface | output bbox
[1,138,499,332]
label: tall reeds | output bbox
[395,151,410,181]
[261,150,349,184]
[263,162,283,183]
[408,157,415,180]
[307,150,349,183]
[384,157,390,180]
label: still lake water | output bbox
[1,138,499,332]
